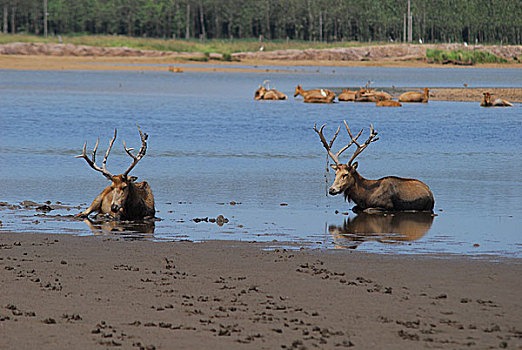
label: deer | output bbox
[399,88,429,103]
[75,126,155,220]
[338,89,357,102]
[354,81,392,102]
[376,100,402,107]
[480,92,513,107]
[294,84,336,103]
[313,121,434,212]
[254,85,288,100]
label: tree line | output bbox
[1,0,521,45]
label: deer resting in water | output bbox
[398,88,429,103]
[480,92,513,107]
[76,126,155,220]
[294,85,336,103]
[338,89,357,102]
[314,121,434,212]
[376,100,402,107]
[254,85,288,100]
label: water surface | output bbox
[1,67,521,257]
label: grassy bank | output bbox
[426,48,508,65]
[0,33,373,54]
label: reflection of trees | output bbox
[329,212,434,249]
[83,218,155,239]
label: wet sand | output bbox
[0,232,520,349]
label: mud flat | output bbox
[429,88,522,103]
[0,232,520,349]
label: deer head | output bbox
[314,121,379,196]
[294,85,303,97]
[254,85,267,100]
[76,125,148,214]
[482,91,492,105]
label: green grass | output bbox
[426,48,507,64]
[0,33,381,55]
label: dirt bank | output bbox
[1,42,521,64]
[233,43,522,63]
[430,88,522,103]
[0,233,520,350]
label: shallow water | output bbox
[1,67,521,257]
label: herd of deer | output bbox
[76,120,435,222]
[255,82,514,107]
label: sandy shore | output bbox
[2,55,521,103]
[0,233,520,349]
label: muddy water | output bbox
[1,67,521,257]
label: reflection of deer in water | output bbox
[329,212,434,249]
[83,218,155,236]
[314,121,435,212]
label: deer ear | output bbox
[330,164,338,170]
[351,162,358,170]
[129,176,138,182]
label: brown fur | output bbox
[398,88,429,103]
[480,92,513,107]
[338,89,356,102]
[294,85,336,103]
[329,163,434,212]
[376,100,402,107]
[354,89,391,102]
[303,92,336,103]
[79,175,155,220]
[254,85,287,100]
[76,127,155,221]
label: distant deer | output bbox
[254,85,287,100]
[76,126,155,220]
[399,88,429,103]
[314,121,434,212]
[354,90,392,102]
[338,89,356,102]
[480,92,513,107]
[354,81,392,102]
[376,100,402,107]
[294,85,336,103]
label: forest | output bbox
[0,0,521,45]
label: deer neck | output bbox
[344,170,379,207]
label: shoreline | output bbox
[0,232,520,349]
[1,55,522,102]
[1,53,521,71]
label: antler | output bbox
[122,125,148,176]
[345,121,379,166]
[314,123,363,165]
[75,129,117,180]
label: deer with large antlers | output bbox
[314,121,434,212]
[76,126,155,220]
